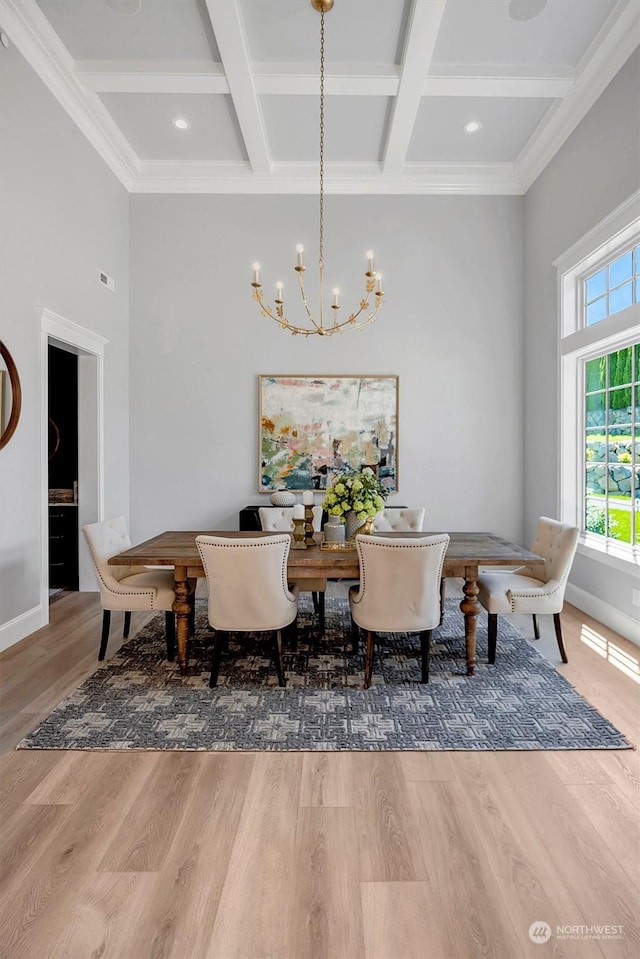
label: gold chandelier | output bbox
[251,0,384,337]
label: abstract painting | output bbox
[259,375,398,491]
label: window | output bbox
[585,246,640,326]
[584,344,639,546]
[556,192,640,570]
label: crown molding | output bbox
[553,188,640,272]
[515,0,640,192]
[131,160,522,195]
[1,0,633,197]
[0,0,139,190]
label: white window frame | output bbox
[555,190,640,573]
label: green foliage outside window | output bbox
[583,341,639,546]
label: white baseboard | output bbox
[565,584,640,647]
[0,604,48,654]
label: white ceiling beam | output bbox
[76,60,229,94]
[76,62,570,99]
[423,75,573,98]
[382,0,447,175]
[255,65,399,97]
[204,0,271,176]
[434,62,575,80]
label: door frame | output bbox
[40,308,108,615]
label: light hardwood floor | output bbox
[0,590,638,959]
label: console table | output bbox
[239,504,406,531]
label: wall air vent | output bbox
[99,271,115,292]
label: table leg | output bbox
[460,566,480,676]
[173,566,192,675]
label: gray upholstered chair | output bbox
[83,516,179,661]
[349,533,450,688]
[477,516,579,665]
[258,505,326,632]
[195,533,299,687]
[373,507,425,531]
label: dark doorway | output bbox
[48,344,79,592]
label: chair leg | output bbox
[350,615,359,653]
[532,613,540,639]
[364,630,375,689]
[312,591,319,613]
[487,613,498,664]
[98,610,111,660]
[273,630,286,687]
[284,616,298,652]
[318,591,325,634]
[553,612,568,664]
[188,599,196,638]
[123,611,132,638]
[439,578,446,625]
[209,631,224,688]
[420,630,432,683]
[164,611,176,661]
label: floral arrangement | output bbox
[322,467,388,521]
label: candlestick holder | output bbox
[304,504,315,545]
[292,517,307,549]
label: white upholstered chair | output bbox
[258,505,326,633]
[373,507,425,532]
[372,507,447,620]
[195,533,299,687]
[83,516,179,661]
[477,517,579,665]
[258,505,323,533]
[349,533,450,688]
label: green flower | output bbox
[322,468,389,518]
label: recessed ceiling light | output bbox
[102,0,143,14]
[463,120,482,134]
[508,0,547,21]
[172,117,192,131]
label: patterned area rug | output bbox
[17,597,632,752]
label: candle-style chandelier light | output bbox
[251,0,385,337]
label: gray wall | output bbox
[0,42,130,634]
[2,36,637,650]
[523,50,640,629]
[129,194,524,543]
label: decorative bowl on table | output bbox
[270,490,296,507]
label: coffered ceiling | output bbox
[1,0,638,194]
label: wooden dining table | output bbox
[109,529,544,678]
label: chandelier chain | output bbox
[250,0,384,337]
[319,9,325,268]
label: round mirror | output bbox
[0,340,22,450]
